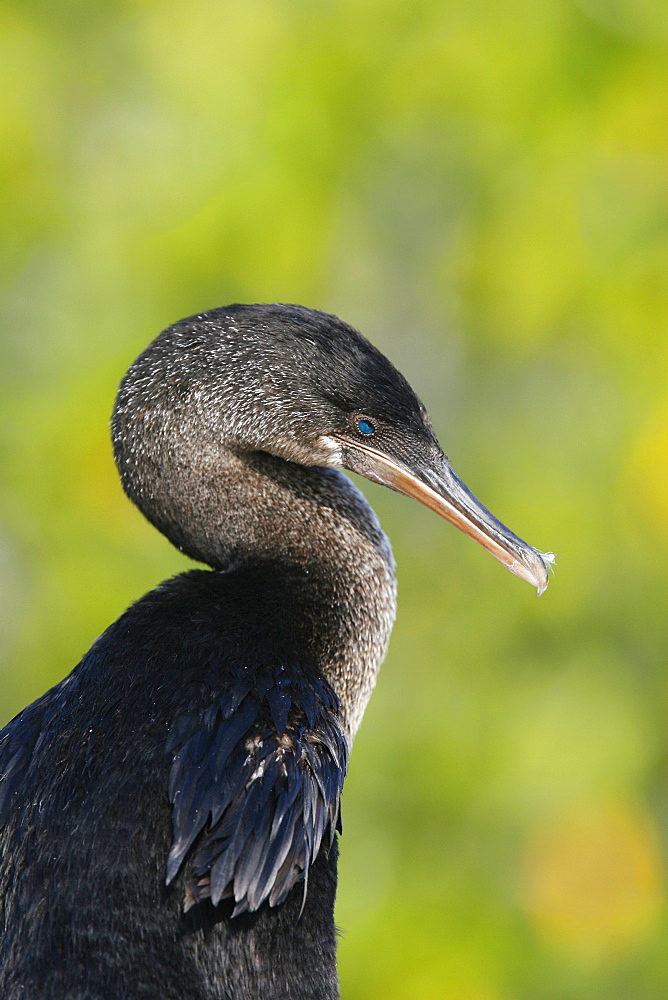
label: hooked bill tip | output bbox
[534,550,556,596]
[510,548,556,596]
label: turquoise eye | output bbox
[357,419,376,436]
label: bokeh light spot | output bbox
[523,800,663,961]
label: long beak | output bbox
[345,441,554,595]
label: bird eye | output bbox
[356,418,376,437]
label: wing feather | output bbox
[166,666,347,915]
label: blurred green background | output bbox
[1,0,667,996]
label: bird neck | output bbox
[138,448,397,740]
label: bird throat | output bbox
[139,445,397,742]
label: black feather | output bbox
[167,664,348,916]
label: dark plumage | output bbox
[0,304,552,999]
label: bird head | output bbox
[114,302,554,593]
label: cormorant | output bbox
[0,304,552,999]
